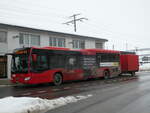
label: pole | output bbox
[73,15,77,32]
[63,14,88,32]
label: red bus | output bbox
[11,47,121,85]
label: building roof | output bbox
[0,23,108,41]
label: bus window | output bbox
[100,54,119,62]
[101,54,109,62]
[66,56,78,70]
[31,54,48,72]
[81,55,97,69]
[11,54,28,73]
[49,54,66,69]
[32,54,37,62]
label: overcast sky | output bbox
[0,0,148,50]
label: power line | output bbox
[63,14,88,32]
[0,1,69,19]
[0,4,68,19]
[0,7,67,20]
[0,9,65,25]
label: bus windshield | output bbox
[11,54,28,73]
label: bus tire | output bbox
[103,70,110,80]
[53,73,63,86]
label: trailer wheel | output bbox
[53,73,63,86]
[131,72,135,76]
[103,71,110,80]
[118,73,122,76]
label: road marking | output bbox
[83,84,89,87]
[0,85,10,87]
[21,92,32,96]
[0,84,18,87]
[52,89,61,91]
[63,87,71,90]
[74,85,80,88]
[37,90,47,94]
[102,86,120,92]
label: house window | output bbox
[96,42,103,49]
[19,33,40,46]
[49,37,65,47]
[72,40,85,49]
[19,34,29,45]
[30,35,40,46]
[73,40,78,49]
[53,38,57,46]
[0,31,7,43]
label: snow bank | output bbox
[139,63,150,71]
[0,94,92,113]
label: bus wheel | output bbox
[53,73,63,86]
[103,71,110,80]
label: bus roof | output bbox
[120,51,136,55]
[74,49,120,55]
[42,47,70,51]
[14,47,120,55]
[26,46,70,51]
[31,47,80,55]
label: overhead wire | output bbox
[0,0,69,19]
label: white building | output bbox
[0,23,108,79]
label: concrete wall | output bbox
[40,33,49,47]
[0,43,7,55]
[0,28,8,55]
[85,39,96,49]
[7,29,20,53]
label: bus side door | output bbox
[63,55,81,81]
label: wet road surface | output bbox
[1,72,150,113]
[44,72,150,113]
[0,74,139,99]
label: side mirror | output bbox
[32,54,37,62]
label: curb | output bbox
[0,79,13,85]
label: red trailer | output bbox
[120,52,139,76]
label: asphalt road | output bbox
[0,72,150,113]
[45,72,150,113]
[0,74,138,99]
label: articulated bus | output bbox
[11,47,122,85]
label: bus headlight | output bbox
[12,74,16,77]
[24,77,31,81]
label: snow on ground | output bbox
[0,94,92,113]
[139,63,150,71]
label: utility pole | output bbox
[63,14,88,32]
[112,44,115,50]
[135,47,138,54]
[73,14,77,32]
[125,42,128,51]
